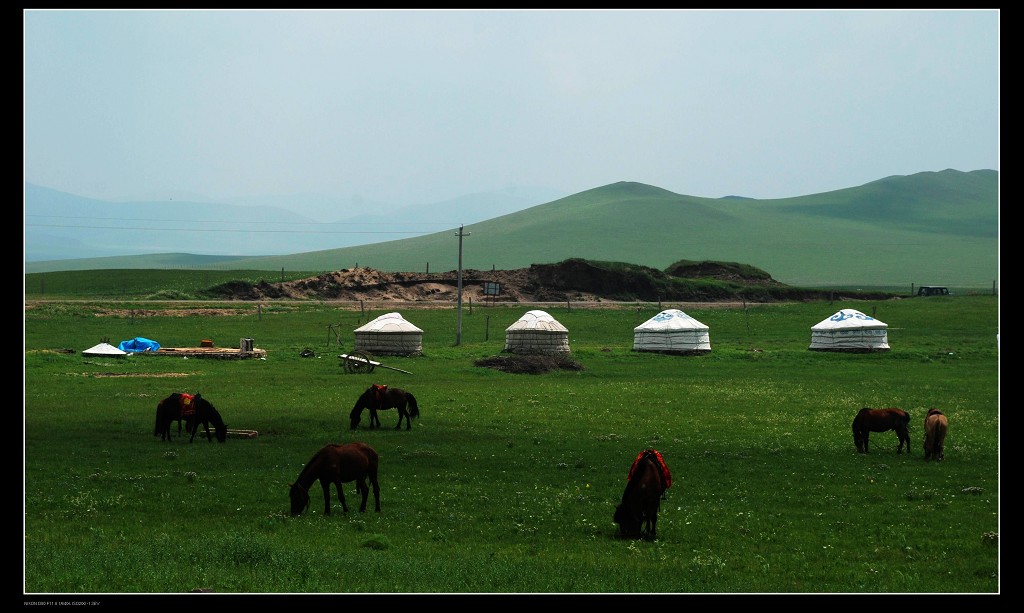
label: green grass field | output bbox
[24,295,999,594]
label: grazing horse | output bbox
[154,393,228,443]
[852,407,910,454]
[923,408,948,461]
[349,384,420,430]
[613,449,670,540]
[289,442,381,516]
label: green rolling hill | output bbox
[24,169,998,290]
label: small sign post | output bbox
[484,281,501,306]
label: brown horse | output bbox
[613,450,669,540]
[923,408,948,461]
[852,407,910,454]
[349,384,420,430]
[289,442,381,516]
[154,393,227,443]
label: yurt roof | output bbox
[354,312,423,334]
[811,309,887,331]
[634,309,709,332]
[505,310,568,332]
[82,342,128,357]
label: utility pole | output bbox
[455,224,471,345]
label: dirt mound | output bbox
[205,266,554,302]
[199,260,895,303]
[474,354,585,374]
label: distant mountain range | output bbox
[23,183,566,262]
[24,169,998,289]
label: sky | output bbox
[23,8,999,208]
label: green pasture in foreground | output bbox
[24,296,1000,594]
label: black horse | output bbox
[349,384,420,430]
[289,442,382,516]
[154,393,228,443]
[613,449,670,540]
[852,407,910,454]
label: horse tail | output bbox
[407,393,420,419]
[154,399,167,436]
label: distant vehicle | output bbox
[917,286,950,296]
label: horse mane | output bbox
[350,390,371,417]
[294,448,326,488]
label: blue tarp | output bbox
[118,337,161,353]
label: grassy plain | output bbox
[23,295,999,594]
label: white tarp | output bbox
[633,309,711,353]
[504,310,570,354]
[82,342,128,357]
[809,308,889,351]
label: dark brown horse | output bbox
[852,407,909,454]
[289,442,381,516]
[613,449,669,540]
[154,393,228,443]
[349,384,420,430]
[923,408,948,461]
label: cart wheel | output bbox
[346,351,375,374]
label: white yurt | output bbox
[82,342,128,358]
[504,310,570,355]
[809,308,890,352]
[633,309,711,354]
[353,312,423,356]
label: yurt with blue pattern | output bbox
[809,308,889,352]
[633,309,711,354]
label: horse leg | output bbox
[356,477,369,512]
[320,480,333,515]
[335,479,349,513]
[190,419,213,443]
[650,500,660,538]
[370,475,381,512]
[189,419,204,443]
[157,416,172,442]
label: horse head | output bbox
[289,483,310,516]
[215,421,228,443]
[613,502,641,538]
[349,403,363,430]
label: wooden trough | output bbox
[135,339,266,360]
[139,346,267,360]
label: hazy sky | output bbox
[23,8,999,206]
